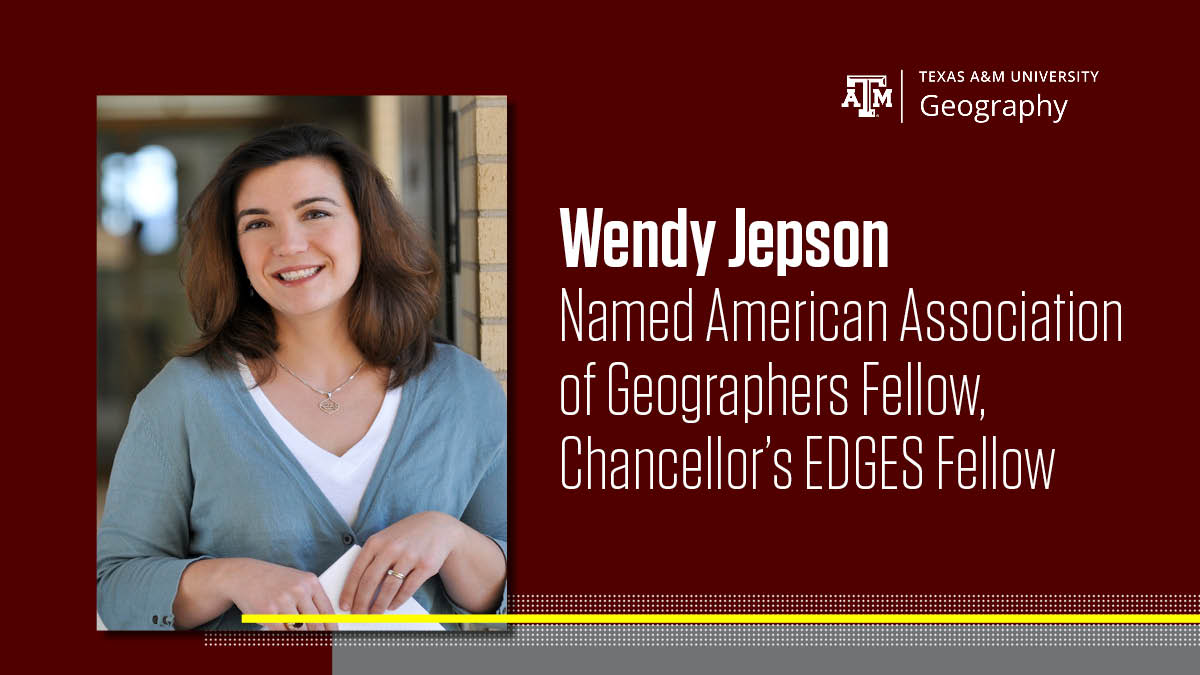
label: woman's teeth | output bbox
[278,266,321,281]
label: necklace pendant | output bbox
[319,397,341,415]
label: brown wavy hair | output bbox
[179,124,441,389]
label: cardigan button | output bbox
[342,533,354,545]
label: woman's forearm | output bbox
[172,558,239,629]
[440,525,507,613]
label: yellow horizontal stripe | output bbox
[242,613,1200,625]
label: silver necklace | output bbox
[271,356,367,415]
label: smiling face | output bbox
[235,157,362,322]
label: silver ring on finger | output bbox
[386,569,406,581]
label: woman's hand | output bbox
[223,558,339,631]
[340,511,466,614]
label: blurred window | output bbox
[100,145,178,254]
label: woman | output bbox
[97,124,507,631]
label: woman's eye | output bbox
[304,209,331,221]
[243,220,268,232]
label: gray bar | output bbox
[334,644,1199,675]
[328,624,1200,648]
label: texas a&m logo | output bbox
[842,75,892,117]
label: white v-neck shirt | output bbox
[238,361,401,527]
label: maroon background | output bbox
[510,33,1195,595]
[13,3,1192,672]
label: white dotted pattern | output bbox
[510,594,1200,613]
[202,595,1200,648]
[204,632,331,647]
[202,625,1200,648]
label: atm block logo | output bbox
[842,75,892,117]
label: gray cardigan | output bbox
[97,344,507,630]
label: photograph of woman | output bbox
[97,123,508,631]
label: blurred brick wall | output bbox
[453,96,508,392]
